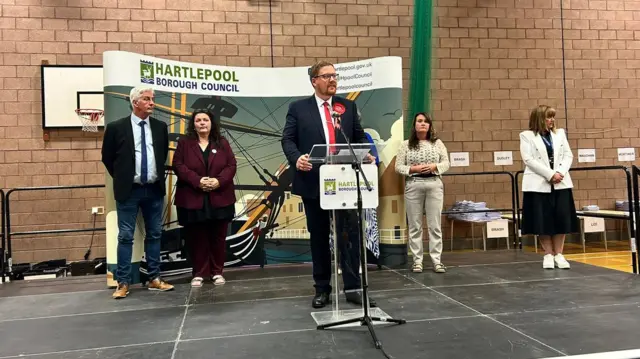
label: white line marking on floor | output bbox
[170,288,193,359]
[389,269,568,357]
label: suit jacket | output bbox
[172,137,237,210]
[519,128,574,193]
[101,115,169,202]
[281,95,367,199]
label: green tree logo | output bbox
[140,60,154,84]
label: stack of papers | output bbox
[447,200,502,222]
[616,200,630,212]
[582,204,600,211]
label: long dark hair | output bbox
[408,112,437,150]
[186,109,222,147]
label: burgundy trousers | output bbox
[185,220,229,278]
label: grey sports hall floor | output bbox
[1,251,640,359]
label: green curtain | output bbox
[406,0,433,138]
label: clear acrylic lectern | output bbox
[307,143,401,329]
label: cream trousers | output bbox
[404,177,444,265]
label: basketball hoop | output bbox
[75,109,103,132]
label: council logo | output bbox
[140,60,154,84]
[324,179,336,195]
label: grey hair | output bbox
[129,86,154,106]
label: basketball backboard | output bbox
[41,65,104,129]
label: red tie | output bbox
[323,102,337,152]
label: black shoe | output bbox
[312,292,331,308]
[345,292,377,307]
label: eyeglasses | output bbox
[314,73,339,80]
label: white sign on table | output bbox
[578,149,596,163]
[583,217,605,233]
[493,151,513,166]
[487,219,509,238]
[450,152,469,167]
[618,148,636,162]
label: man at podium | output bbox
[281,60,376,309]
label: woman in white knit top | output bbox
[395,113,450,273]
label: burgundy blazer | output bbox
[172,136,237,210]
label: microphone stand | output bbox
[317,114,406,356]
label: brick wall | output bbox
[3,0,638,262]
[0,0,414,264]
[432,0,640,230]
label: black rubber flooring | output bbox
[0,250,638,359]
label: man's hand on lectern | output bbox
[297,154,312,171]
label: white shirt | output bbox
[314,94,337,145]
[130,113,157,184]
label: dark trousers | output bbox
[115,185,163,285]
[302,197,361,294]
[185,220,229,278]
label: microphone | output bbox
[331,111,341,129]
[332,102,346,129]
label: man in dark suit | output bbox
[101,86,174,299]
[281,60,377,309]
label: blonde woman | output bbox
[519,105,578,270]
[395,113,450,273]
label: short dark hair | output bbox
[309,60,334,81]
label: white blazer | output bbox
[519,128,574,193]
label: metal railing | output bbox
[441,171,518,249]
[515,165,638,273]
[4,184,105,278]
[0,189,5,283]
[1,166,640,278]
[632,166,640,274]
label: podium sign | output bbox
[320,164,379,210]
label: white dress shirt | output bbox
[130,113,157,184]
[314,94,337,145]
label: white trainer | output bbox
[543,254,555,269]
[554,254,570,269]
[212,275,226,285]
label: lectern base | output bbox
[310,307,393,328]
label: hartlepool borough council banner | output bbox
[102,51,405,287]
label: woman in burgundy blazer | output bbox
[172,109,236,287]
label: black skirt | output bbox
[521,188,579,236]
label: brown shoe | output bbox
[148,278,174,292]
[113,283,129,299]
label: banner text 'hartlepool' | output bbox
[155,64,239,82]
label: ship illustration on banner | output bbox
[102,52,406,285]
